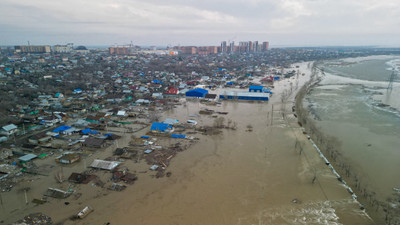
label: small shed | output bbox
[185,88,208,98]
[117,110,126,116]
[56,152,81,164]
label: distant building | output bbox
[15,45,51,53]
[197,46,218,55]
[53,43,73,53]
[248,41,253,52]
[109,46,133,55]
[262,42,269,52]
[254,41,259,52]
[221,41,227,53]
[75,46,89,54]
[179,46,197,54]
[229,42,235,53]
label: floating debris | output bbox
[16,212,52,225]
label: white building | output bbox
[53,43,73,53]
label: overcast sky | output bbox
[1,0,400,47]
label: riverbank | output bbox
[295,59,400,224]
[2,62,374,224]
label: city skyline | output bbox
[1,0,400,47]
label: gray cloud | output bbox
[0,0,399,46]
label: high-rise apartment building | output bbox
[248,41,253,52]
[15,45,51,53]
[221,41,227,53]
[262,42,269,52]
[254,41,259,52]
[229,42,235,53]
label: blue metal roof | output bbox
[81,128,100,134]
[53,125,72,133]
[171,134,186,138]
[185,88,209,98]
[150,123,172,132]
[187,88,208,94]
[249,85,264,90]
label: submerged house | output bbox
[150,122,174,134]
[90,159,120,171]
[82,137,105,148]
[56,152,81,164]
[44,188,73,199]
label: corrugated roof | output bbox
[18,153,37,162]
[2,124,17,131]
[90,159,120,170]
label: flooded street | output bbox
[1,63,374,225]
[68,63,372,225]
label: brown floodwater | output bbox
[1,63,374,224]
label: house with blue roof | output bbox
[150,122,174,133]
[73,89,82,94]
[185,88,208,98]
[52,125,72,133]
[249,85,264,93]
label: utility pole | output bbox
[271,104,274,126]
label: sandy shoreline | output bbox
[1,62,374,224]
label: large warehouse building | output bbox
[185,88,208,98]
[219,91,270,101]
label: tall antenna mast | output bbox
[387,68,396,91]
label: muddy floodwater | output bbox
[1,63,373,224]
[72,63,371,225]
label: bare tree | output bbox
[148,111,161,123]
[213,117,225,128]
